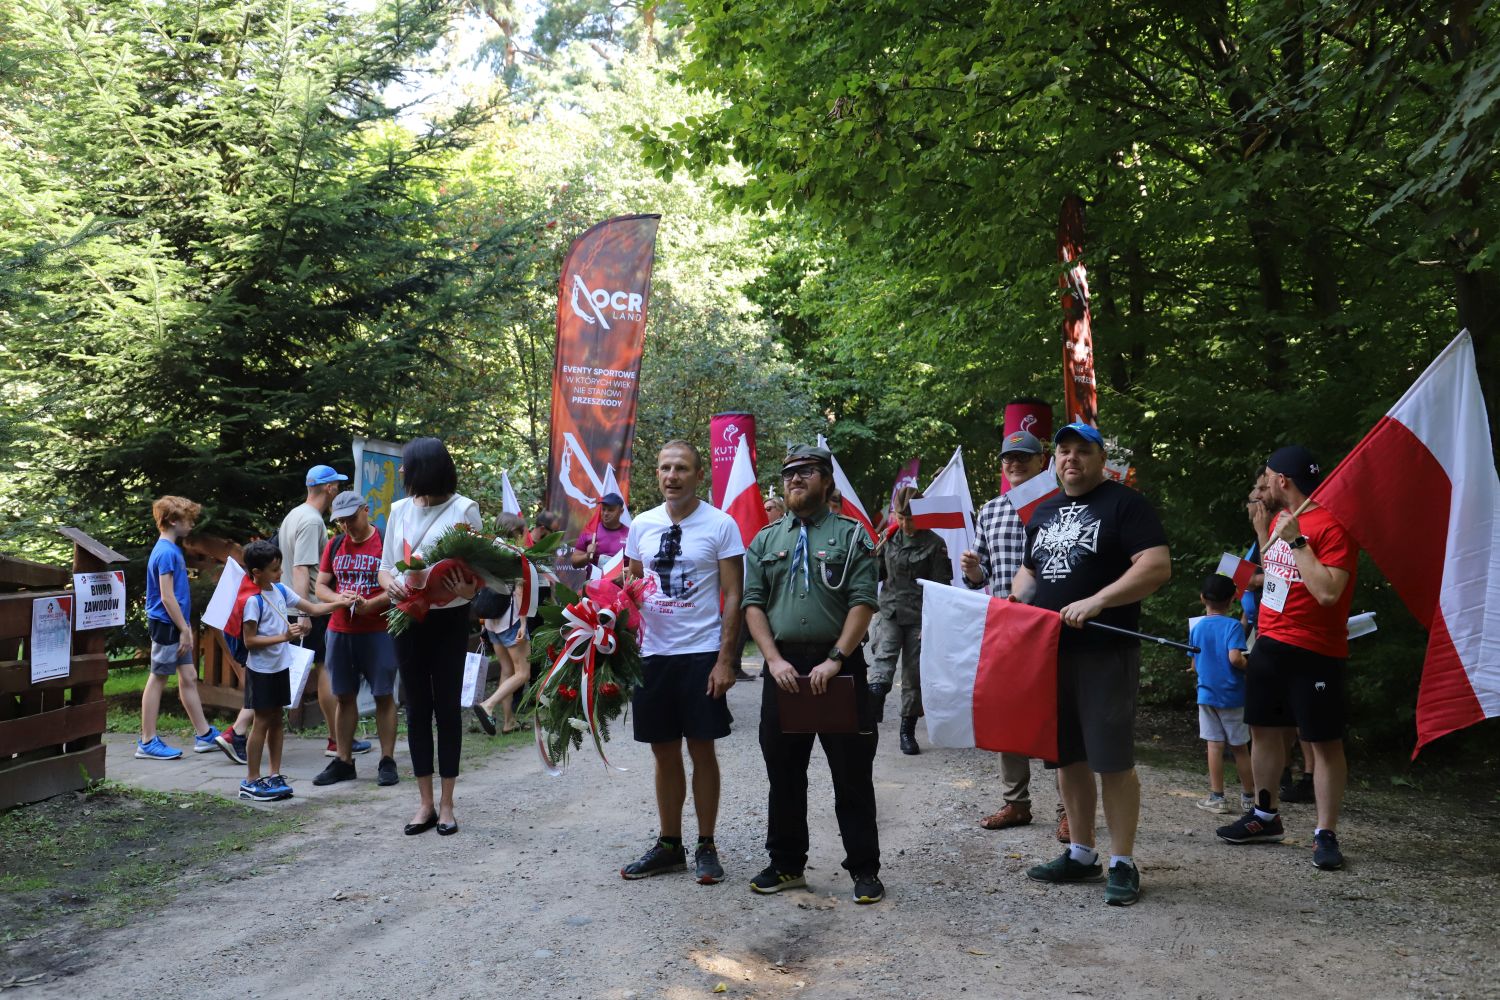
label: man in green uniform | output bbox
[743,445,884,904]
[868,486,950,753]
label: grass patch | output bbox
[0,780,304,972]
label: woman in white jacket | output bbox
[379,437,482,836]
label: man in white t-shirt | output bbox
[619,440,746,886]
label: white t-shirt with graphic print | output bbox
[625,500,745,657]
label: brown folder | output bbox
[776,675,860,734]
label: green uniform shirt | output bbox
[743,507,878,644]
[877,528,950,626]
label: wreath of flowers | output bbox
[385,525,561,635]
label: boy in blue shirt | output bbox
[1189,574,1254,814]
[238,539,353,801]
[138,496,219,760]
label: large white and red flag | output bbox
[719,433,769,547]
[1313,330,1500,754]
[907,494,969,531]
[816,435,878,544]
[918,582,1060,759]
[1007,464,1060,525]
[925,447,975,584]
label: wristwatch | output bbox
[1290,535,1309,550]
[827,646,847,663]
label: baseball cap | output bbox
[306,464,349,487]
[600,492,624,507]
[1266,444,1323,496]
[330,491,367,520]
[781,444,834,475]
[1000,430,1043,456]
[1052,422,1105,448]
[1201,573,1236,603]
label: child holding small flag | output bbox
[1189,574,1253,815]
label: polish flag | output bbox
[719,433,769,547]
[501,470,522,516]
[1215,552,1258,594]
[907,494,969,531]
[925,447,976,584]
[601,465,632,526]
[817,435,878,544]
[1313,330,1500,755]
[1006,465,1060,525]
[918,582,1060,759]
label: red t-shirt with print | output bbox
[1257,506,1359,658]
[318,529,386,634]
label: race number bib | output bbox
[1261,567,1290,613]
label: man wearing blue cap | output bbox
[1011,422,1171,907]
[278,465,370,756]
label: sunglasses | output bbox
[782,467,823,482]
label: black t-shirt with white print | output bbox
[1022,479,1168,649]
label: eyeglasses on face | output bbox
[782,467,821,482]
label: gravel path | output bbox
[26,676,1498,1000]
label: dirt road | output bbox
[18,679,1498,1000]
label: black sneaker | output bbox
[1026,850,1105,884]
[1105,861,1141,906]
[1312,829,1345,870]
[1216,809,1286,844]
[694,843,725,885]
[313,757,357,786]
[377,755,399,786]
[1282,774,1316,804]
[749,865,806,894]
[852,874,884,904]
[620,840,687,880]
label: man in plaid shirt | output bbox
[960,429,1067,840]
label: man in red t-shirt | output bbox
[1217,445,1358,871]
[313,491,400,787]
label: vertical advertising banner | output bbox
[709,412,757,508]
[1058,195,1098,427]
[353,436,406,534]
[1000,398,1054,494]
[545,215,661,537]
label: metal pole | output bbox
[1083,619,1199,654]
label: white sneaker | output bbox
[1196,794,1229,814]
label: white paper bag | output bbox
[356,677,377,716]
[460,646,488,707]
[284,644,317,709]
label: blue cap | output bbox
[306,464,349,486]
[600,492,624,507]
[1053,422,1105,448]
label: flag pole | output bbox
[1083,620,1200,654]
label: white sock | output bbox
[1109,854,1134,869]
[1254,807,1278,821]
[1068,843,1097,865]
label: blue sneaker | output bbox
[192,725,221,753]
[327,737,374,757]
[266,774,294,799]
[135,736,183,760]
[238,778,282,802]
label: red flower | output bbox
[558,686,578,702]
[600,682,620,698]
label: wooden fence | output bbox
[0,530,123,809]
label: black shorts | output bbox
[244,668,291,713]
[1243,635,1347,742]
[1051,643,1139,773]
[632,651,732,744]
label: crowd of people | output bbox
[134,417,1360,907]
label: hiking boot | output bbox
[694,843,725,885]
[749,866,806,894]
[868,681,889,723]
[852,874,885,904]
[1056,813,1071,844]
[192,726,222,753]
[1216,809,1285,844]
[377,756,399,786]
[313,757,357,786]
[899,716,920,755]
[1105,861,1141,906]
[620,840,687,880]
[979,802,1032,830]
[134,736,182,760]
[1282,774,1316,804]
[1196,793,1229,814]
[215,730,248,765]
[1312,829,1345,871]
[1026,851,1104,884]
